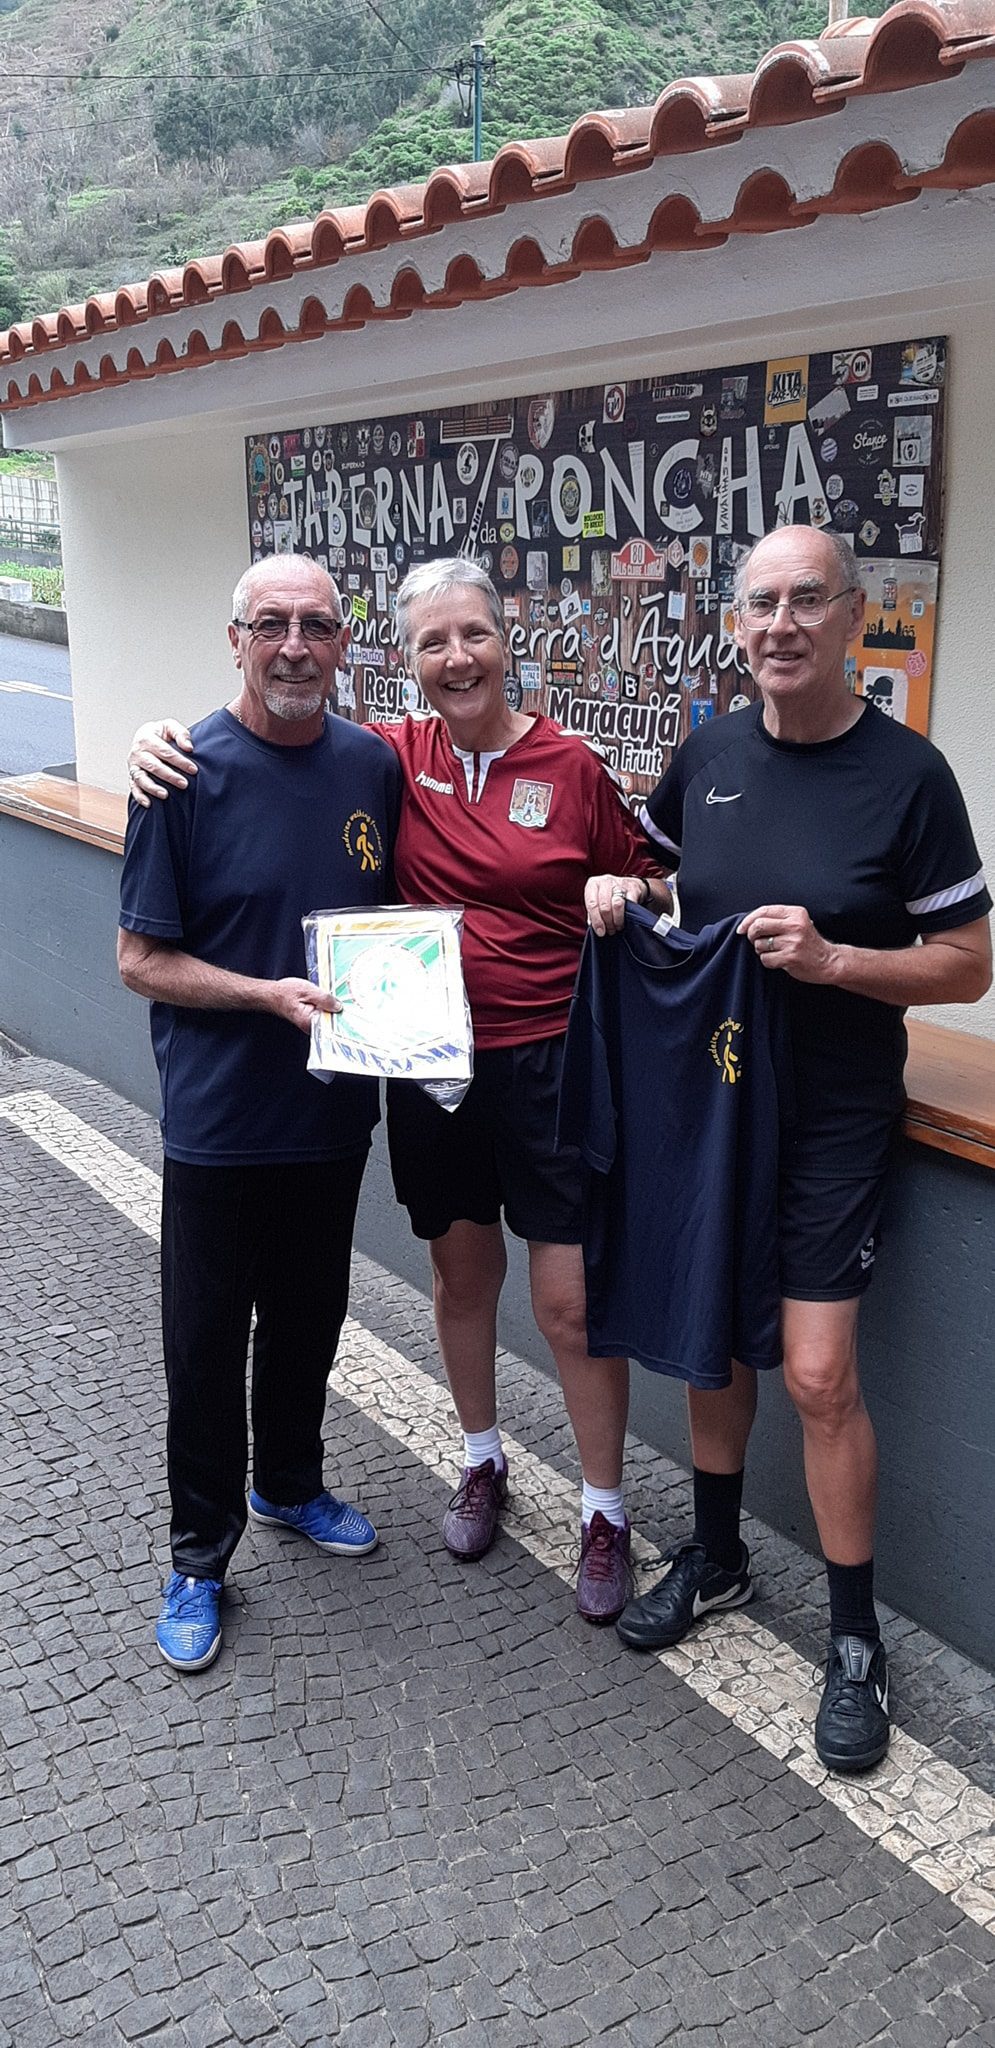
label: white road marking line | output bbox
[2,1086,994,1934]
[0,680,72,700]
[0,1090,162,1237]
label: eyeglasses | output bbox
[737,588,857,630]
[234,613,344,642]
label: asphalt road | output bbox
[0,630,74,776]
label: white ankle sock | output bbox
[463,1425,504,1471]
[581,1481,627,1529]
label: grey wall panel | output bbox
[0,816,159,1113]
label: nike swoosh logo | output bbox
[692,1588,740,1616]
[705,787,742,805]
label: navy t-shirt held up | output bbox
[558,906,792,1389]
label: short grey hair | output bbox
[231,553,342,624]
[733,527,861,607]
[395,556,504,656]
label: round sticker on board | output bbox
[498,443,520,482]
[558,474,581,521]
[268,435,281,460]
[666,463,695,508]
[826,474,844,501]
[500,545,520,580]
[372,424,384,455]
[906,649,927,678]
[357,487,377,529]
[389,430,402,458]
[456,443,479,485]
[528,397,556,450]
[503,671,524,710]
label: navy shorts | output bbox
[386,1035,583,1244]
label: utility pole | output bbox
[471,38,485,162]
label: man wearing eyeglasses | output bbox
[118,555,401,1673]
[588,524,991,1772]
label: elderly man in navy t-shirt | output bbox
[119,555,400,1673]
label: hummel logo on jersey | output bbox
[416,771,454,795]
[705,787,743,805]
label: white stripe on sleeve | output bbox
[906,869,987,917]
[637,803,681,861]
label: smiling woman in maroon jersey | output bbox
[128,556,657,1624]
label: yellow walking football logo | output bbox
[710,1017,743,1085]
[342,811,384,872]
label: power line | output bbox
[353,0,428,72]
[0,63,447,83]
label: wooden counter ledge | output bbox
[0,771,127,854]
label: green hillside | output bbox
[0,0,886,318]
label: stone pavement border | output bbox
[2,1053,994,2047]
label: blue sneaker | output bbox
[156,1572,223,1672]
[248,1489,378,1556]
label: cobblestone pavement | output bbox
[2,1052,994,2048]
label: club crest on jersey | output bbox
[342,810,384,872]
[509,778,554,829]
[709,1017,743,1085]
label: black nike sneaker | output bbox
[814,1633,890,1772]
[615,1538,753,1650]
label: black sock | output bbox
[825,1557,879,1642]
[692,1467,744,1573]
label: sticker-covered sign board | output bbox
[244,336,946,798]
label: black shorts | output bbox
[386,1035,583,1244]
[778,1164,892,1301]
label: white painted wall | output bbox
[58,286,995,1037]
[59,424,248,786]
[921,303,995,1036]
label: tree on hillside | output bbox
[0,255,25,330]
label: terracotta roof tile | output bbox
[4,0,995,404]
